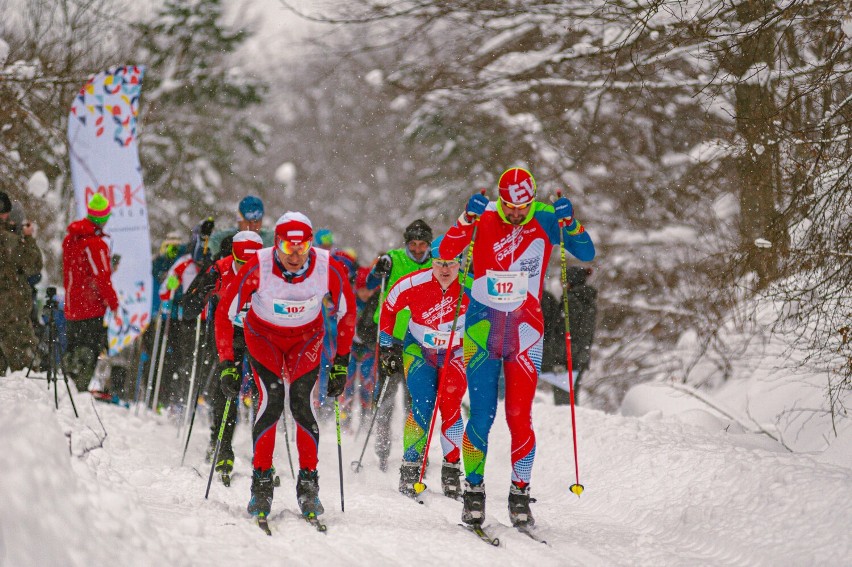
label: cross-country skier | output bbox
[208,195,274,259]
[155,217,214,411]
[440,167,595,528]
[366,219,433,471]
[379,236,468,500]
[215,212,355,522]
[181,231,264,483]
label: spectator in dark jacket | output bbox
[61,193,119,391]
[548,267,598,406]
[0,191,43,374]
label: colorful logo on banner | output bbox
[70,66,142,147]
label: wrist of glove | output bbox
[166,274,180,291]
[465,193,489,218]
[379,346,403,376]
[326,353,349,398]
[219,361,240,397]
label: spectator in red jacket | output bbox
[62,193,119,391]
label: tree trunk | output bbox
[732,0,780,286]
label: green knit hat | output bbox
[87,193,111,225]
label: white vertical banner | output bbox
[68,65,152,355]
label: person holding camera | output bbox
[61,193,118,391]
[0,191,43,374]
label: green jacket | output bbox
[0,218,43,315]
[372,248,432,341]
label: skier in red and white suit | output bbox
[215,211,356,520]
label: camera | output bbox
[44,286,59,311]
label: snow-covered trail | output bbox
[1,373,850,567]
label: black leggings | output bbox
[250,356,320,471]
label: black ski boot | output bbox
[399,461,420,498]
[461,481,486,525]
[296,469,324,517]
[508,483,535,527]
[215,447,234,487]
[247,468,275,517]
[441,460,462,500]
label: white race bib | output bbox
[272,297,319,319]
[486,270,528,303]
[423,330,453,350]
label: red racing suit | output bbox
[215,247,356,471]
[439,200,595,486]
[380,268,469,463]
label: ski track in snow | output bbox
[1,374,850,567]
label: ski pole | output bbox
[140,304,164,415]
[278,356,297,480]
[151,287,177,413]
[205,396,233,499]
[178,315,204,438]
[280,403,296,480]
[334,399,345,512]
[556,189,584,497]
[413,207,480,495]
[318,299,346,511]
[351,275,388,473]
[180,361,216,466]
[133,349,149,408]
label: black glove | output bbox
[373,255,392,279]
[219,361,240,397]
[326,353,349,398]
[379,345,403,377]
[199,216,215,237]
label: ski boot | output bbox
[441,460,462,500]
[296,469,324,517]
[215,447,234,487]
[270,465,281,488]
[398,461,420,499]
[508,483,535,527]
[461,481,486,526]
[247,468,275,517]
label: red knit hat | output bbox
[498,167,536,205]
[232,230,264,263]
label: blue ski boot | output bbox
[247,468,274,517]
[296,469,324,517]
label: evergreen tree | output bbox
[136,0,266,238]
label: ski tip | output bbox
[570,483,584,497]
[256,515,272,536]
[413,482,426,494]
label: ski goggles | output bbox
[278,239,311,256]
[499,197,532,210]
[433,259,459,268]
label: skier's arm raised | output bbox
[441,192,489,259]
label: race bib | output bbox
[423,330,453,350]
[272,296,318,319]
[486,270,528,303]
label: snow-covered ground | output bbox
[2,369,850,567]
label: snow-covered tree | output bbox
[135,0,267,239]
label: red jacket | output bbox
[62,219,119,321]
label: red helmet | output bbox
[274,211,313,248]
[232,231,264,263]
[498,167,536,205]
